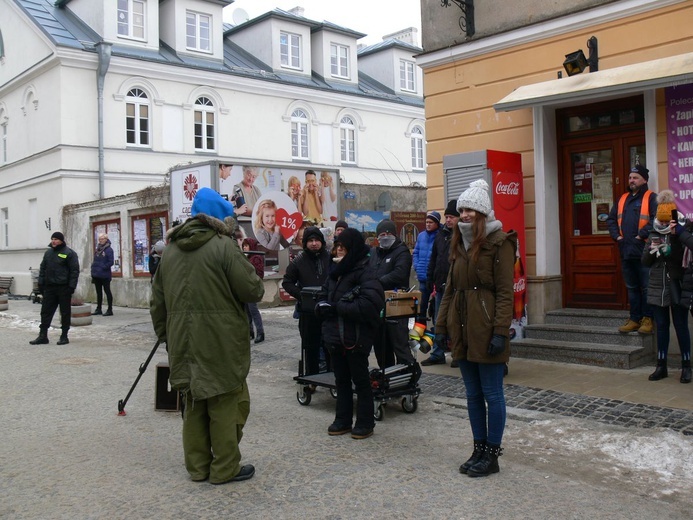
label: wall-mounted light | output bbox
[562,36,599,76]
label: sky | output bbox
[223,0,422,46]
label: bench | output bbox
[0,276,14,294]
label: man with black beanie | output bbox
[369,219,416,368]
[282,226,331,375]
[422,200,460,366]
[30,231,80,345]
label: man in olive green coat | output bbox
[150,188,264,485]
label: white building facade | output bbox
[0,0,424,296]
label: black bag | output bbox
[300,286,327,314]
[679,261,693,310]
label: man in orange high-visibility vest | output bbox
[606,164,658,334]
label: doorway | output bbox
[558,97,646,309]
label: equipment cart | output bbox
[293,287,422,421]
[29,268,42,304]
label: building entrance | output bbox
[558,97,646,309]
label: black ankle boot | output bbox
[57,333,69,345]
[103,308,113,316]
[29,331,49,345]
[91,307,102,315]
[648,362,668,381]
[467,444,502,477]
[681,361,691,384]
[459,441,486,474]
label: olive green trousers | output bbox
[182,381,250,483]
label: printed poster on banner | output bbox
[170,163,214,223]
[666,83,693,220]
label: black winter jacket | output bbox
[368,239,412,291]
[38,242,80,290]
[282,248,331,311]
[606,187,658,260]
[426,225,453,291]
[321,256,384,352]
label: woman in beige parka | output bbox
[435,179,516,478]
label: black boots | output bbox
[103,307,113,316]
[681,360,691,384]
[459,441,486,474]
[467,444,503,478]
[57,333,69,345]
[29,330,49,345]
[91,307,102,315]
[254,332,265,344]
[648,361,668,381]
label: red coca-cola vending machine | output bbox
[443,150,527,340]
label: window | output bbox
[131,212,167,276]
[194,97,215,151]
[125,88,149,146]
[411,126,424,170]
[1,208,7,248]
[340,116,356,164]
[186,11,211,52]
[0,28,5,59]
[92,220,122,276]
[330,44,349,78]
[117,0,145,40]
[280,32,301,69]
[1,120,6,165]
[400,59,416,92]
[291,109,309,160]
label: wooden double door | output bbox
[558,98,646,309]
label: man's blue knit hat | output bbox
[191,187,236,221]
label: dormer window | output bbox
[117,0,145,40]
[400,59,416,92]
[186,11,211,53]
[330,44,349,79]
[280,32,301,69]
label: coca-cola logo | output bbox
[513,277,526,293]
[493,171,522,211]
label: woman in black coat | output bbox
[91,233,114,315]
[316,228,384,439]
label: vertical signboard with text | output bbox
[666,83,693,219]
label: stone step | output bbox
[524,323,654,347]
[544,308,630,328]
[510,338,654,369]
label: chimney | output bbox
[288,6,305,17]
[382,27,419,46]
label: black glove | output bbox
[487,334,506,356]
[314,301,336,319]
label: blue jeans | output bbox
[621,258,652,321]
[458,360,506,446]
[418,280,432,321]
[429,289,446,361]
[652,304,691,362]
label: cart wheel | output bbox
[374,403,384,421]
[330,388,338,399]
[402,395,418,414]
[296,388,312,406]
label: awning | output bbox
[494,52,693,112]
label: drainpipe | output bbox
[95,42,112,199]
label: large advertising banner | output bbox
[666,83,693,220]
[170,163,214,223]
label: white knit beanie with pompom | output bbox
[457,179,492,216]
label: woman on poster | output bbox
[320,171,338,221]
[254,199,291,251]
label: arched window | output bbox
[0,108,7,165]
[125,88,150,146]
[194,97,215,151]
[291,109,309,160]
[0,29,5,59]
[340,116,356,164]
[411,125,424,170]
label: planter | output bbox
[0,293,8,311]
[71,303,93,326]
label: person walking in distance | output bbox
[421,200,459,367]
[436,180,516,477]
[606,164,658,334]
[91,233,114,316]
[642,191,692,383]
[30,232,80,345]
[150,187,264,485]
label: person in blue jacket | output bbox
[412,211,440,322]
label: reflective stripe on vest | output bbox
[616,190,652,237]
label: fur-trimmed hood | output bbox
[167,214,236,251]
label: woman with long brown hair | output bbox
[436,179,516,477]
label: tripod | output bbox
[117,340,161,416]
